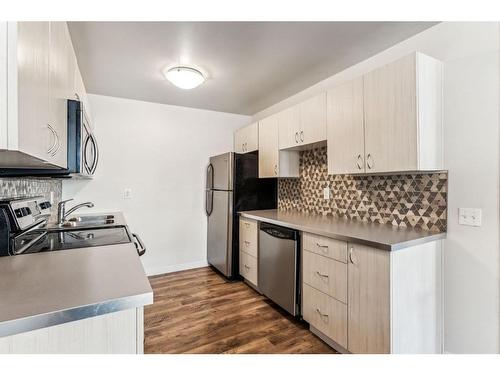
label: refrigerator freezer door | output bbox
[207,190,234,277]
[209,153,233,191]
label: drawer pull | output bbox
[316,243,329,250]
[244,240,251,245]
[244,222,250,227]
[349,247,357,265]
[316,271,329,279]
[244,264,250,269]
[316,308,329,318]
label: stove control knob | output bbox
[14,208,24,218]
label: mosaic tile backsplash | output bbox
[278,147,447,232]
[0,178,62,223]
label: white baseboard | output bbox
[145,260,209,277]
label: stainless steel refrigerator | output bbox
[205,151,277,278]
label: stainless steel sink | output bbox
[60,215,115,228]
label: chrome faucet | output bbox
[57,199,94,225]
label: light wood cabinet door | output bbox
[303,250,347,304]
[327,77,365,174]
[239,251,258,286]
[235,122,258,153]
[300,92,327,145]
[239,218,258,258]
[347,243,390,354]
[258,115,279,178]
[278,105,300,149]
[47,22,71,168]
[16,22,50,161]
[302,233,348,264]
[303,283,348,348]
[363,54,418,173]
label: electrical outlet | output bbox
[323,187,330,200]
[459,208,482,227]
[123,188,133,199]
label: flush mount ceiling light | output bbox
[163,66,206,89]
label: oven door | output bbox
[80,110,99,177]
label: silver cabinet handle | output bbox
[274,164,278,176]
[74,92,80,100]
[244,264,250,269]
[367,153,374,170]
[300,130,304,142]
[244,222,250,227]
[349,247,356,264]
[295,132,299,143]
[316,271,329,278]
[356,154,363,170]
[244,240,250,246]
[316,308,329,318]
[316,243,329,249]
[47,124,57,154]
[51,128,60,156]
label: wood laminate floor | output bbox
[144,266,336,354]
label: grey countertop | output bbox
[239,209,446,251]
[0,213,153,338]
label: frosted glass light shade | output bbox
[164,66,205,89]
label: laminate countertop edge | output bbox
[239,210,446,251]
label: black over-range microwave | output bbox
[0,100,99,178]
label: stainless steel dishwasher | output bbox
[258,222,300,316]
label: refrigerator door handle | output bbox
[206,163,214,190]
[205,190,214,216]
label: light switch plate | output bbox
[323,187,330,200]
[459,208,482,227]
[123,188,132,199]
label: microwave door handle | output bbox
[89,133,99,174]
[83,134,93,174]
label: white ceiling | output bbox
[68,22,437,115]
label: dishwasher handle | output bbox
[260,222,298,240]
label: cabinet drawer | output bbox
[239,251,258,286]
[303,232,347,263]
[239,218,258,258]
[303,283,347,349]
[303,249,347,303]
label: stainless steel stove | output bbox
[0,196,145,257]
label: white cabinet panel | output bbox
[300,92,327,145]
[235,122,258,153]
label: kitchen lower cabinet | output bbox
[302,232,442,354]
[239,218,259,289]
[0,308,144,354]
[235,122,258,153]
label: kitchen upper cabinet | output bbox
[347,243,391,354]
[363,52,443,173]
[235,122,258,153]
[278,105,300,149]
[15,22,50,163]
[258,115,279,177]
[1,21,86,169]
[299,92,327,145]
[259,114,299,178]
[327,77,365,174]
[278,92,327,150]
[48,22,72,168]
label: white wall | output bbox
[252,22,500,354]
[63,95,250,276]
